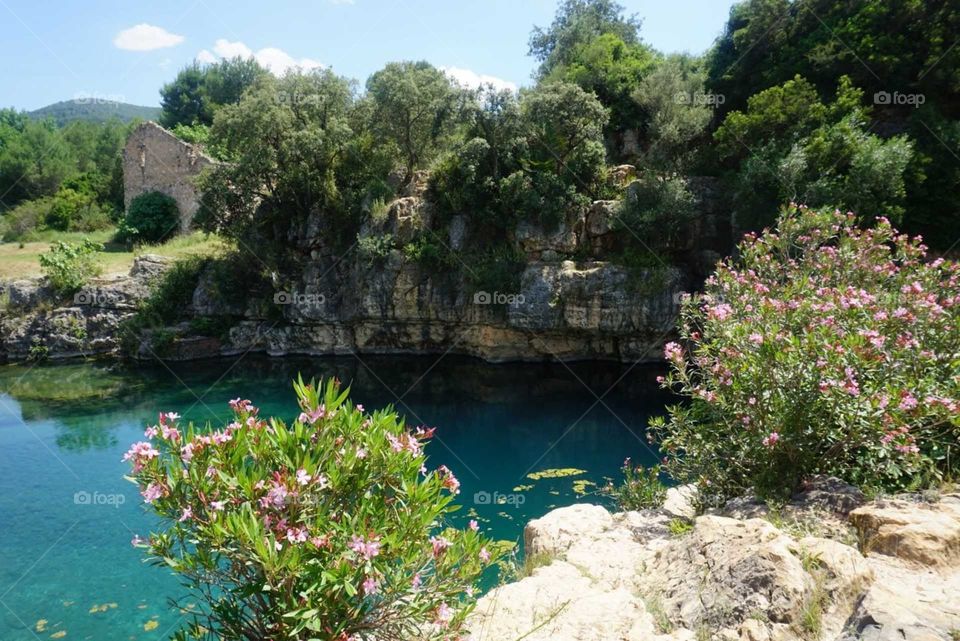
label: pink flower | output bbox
[468,520,479,532]
[179,507,193,522]
[762,432,780,448]
[131,535,145,547]
[210,430,231,445]
[356,447,367,459]
[296,469,312,486]
[160,424,180,442]
[430,535,451,557]
[479,547,490,563]
[298,405,327,425]
[210,499,226,511]
[286,527,308,544]
[707,303,734,321]
[748,333,764,345]
[362,575,379,596]
[356,404,364,413]
[663,341,683,362]
[123,441,160,468]
[144,426,159,439]
[412,572,422,590]
[435,602,453,625]
[437,465,460,494]
[349,535,381,560]
[141,483,166,503]
[899,393,918,411]
[180,443,195,462]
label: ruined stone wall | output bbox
[122,122,215,232]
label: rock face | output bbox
[469,488,960,641]
[0,255,170,361]
[123,121,216,231]
[4,163,727,363]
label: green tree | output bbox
[520,81,609,187]
[529,0,642,78]
[159,63,209,128]
[197,70,360,267]
[545,33,657,142]
[632,54,713,171]
[715,76,914,229]
[365,61,463,184]
[203,56,268,109]
[0,119,75,204]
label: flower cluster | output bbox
[126,376,493,641]
[652,206,960,502]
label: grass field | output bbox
[0,229,229,280]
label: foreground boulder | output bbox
[469,485,960,640]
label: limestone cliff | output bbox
[0,177,724,363]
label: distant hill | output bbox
[28,100,161,126]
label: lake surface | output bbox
[0,355,668,640]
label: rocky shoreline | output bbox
[468,478,960,641]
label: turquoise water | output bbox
[0,356,667,640]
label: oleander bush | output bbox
[652,205,960,505]
[126,377,495,641]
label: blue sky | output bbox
[0,0,737,111]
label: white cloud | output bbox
[212,38,252,59]
[114,24,184,51]
[197,39,323,75]
[195,49,217,64]
[440,66,517,93]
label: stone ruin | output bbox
[122,121,216,233]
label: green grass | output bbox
[0,228,228,279]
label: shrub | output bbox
[616,172,698,250]
[357,233,395,267]
[38,238,103,295]
[126,378,495,641]
[604,459,668,510]
[0,197,49,241]
[122,191,180,244]
[653,206,960,504]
